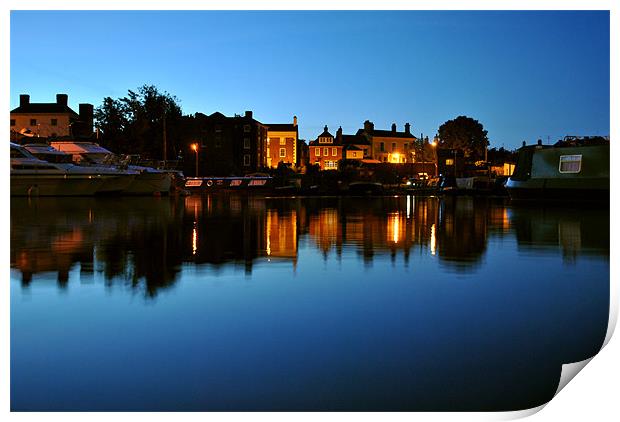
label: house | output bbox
[10,94,94,139]
[265,116,299,168]
[357,120,417,163]
[335,127,371,161]
[308,125,343,170]
[191,110,268,176]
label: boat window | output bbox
[559,155,582,173]
[511,149,534,181]
[12,164,57,170]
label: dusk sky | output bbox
[10,10,610,149]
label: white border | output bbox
[2,1,617,421]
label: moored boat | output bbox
[23,143,138,194]
[50,141,173,195]
[505,136,609,202]
[11,143,107,196]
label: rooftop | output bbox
[11,103,79,115]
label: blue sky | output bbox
[10,10,609,149]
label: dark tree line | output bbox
[94,85,185,160]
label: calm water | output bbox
[10,195,609,411]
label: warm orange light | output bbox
[191,143,198,152]
[430,141,437,147]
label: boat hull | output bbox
[96,174,138,194]
[11,174,106,196]
[124,172,172,195]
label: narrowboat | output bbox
[505,136,609,202]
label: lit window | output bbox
[332,148,337,156]
[243,154,251,166]
[51,118,58,126]
[244,138,250,149]
[316,148,320,157]
[446,158,454,165]
[559,155,582,173]
[324,148,329,156]
[280,148,286,158]
[280,138,286,146]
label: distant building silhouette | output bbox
[192,110,268,175]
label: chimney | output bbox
[405,123,411,134]
[391,123,396,132]
[19,94,30,106]
[336,126,343,141]
[245,110,253,119]
[363,120,374,133]
[293,115,298,127]
[79,103,94,136]
[56,94,68,106]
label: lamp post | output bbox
[430,136,438,177]
[191,143,199,177]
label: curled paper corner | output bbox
[554,357,594,396]
[492,403,547,420]
[491,356,598,420]
[602,276,618,349]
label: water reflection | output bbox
[10,195,610,411]
[11,195,609,296]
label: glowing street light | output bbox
[191,143,199,177]
[430,136,439,177]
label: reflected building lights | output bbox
[387,212,401,244]
[192,223,197,256]
[406,195,411,219]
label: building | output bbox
[10,94,94,140]
[265,116,299,168]
[308,125,343,170]
[356,120,417,163]
[335,127,371,161]
[192,110,268,176]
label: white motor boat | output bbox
[50,141,173,195]
[23,143,139,194]
[11,143,107,196]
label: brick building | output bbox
[192,110,268,176]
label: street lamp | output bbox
[191,143,199,177]
[430,137,438,177]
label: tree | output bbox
[94,85,183,159]
[437,116,489,160]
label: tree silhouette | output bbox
[437,116,489,159]
[94,85,183,159]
